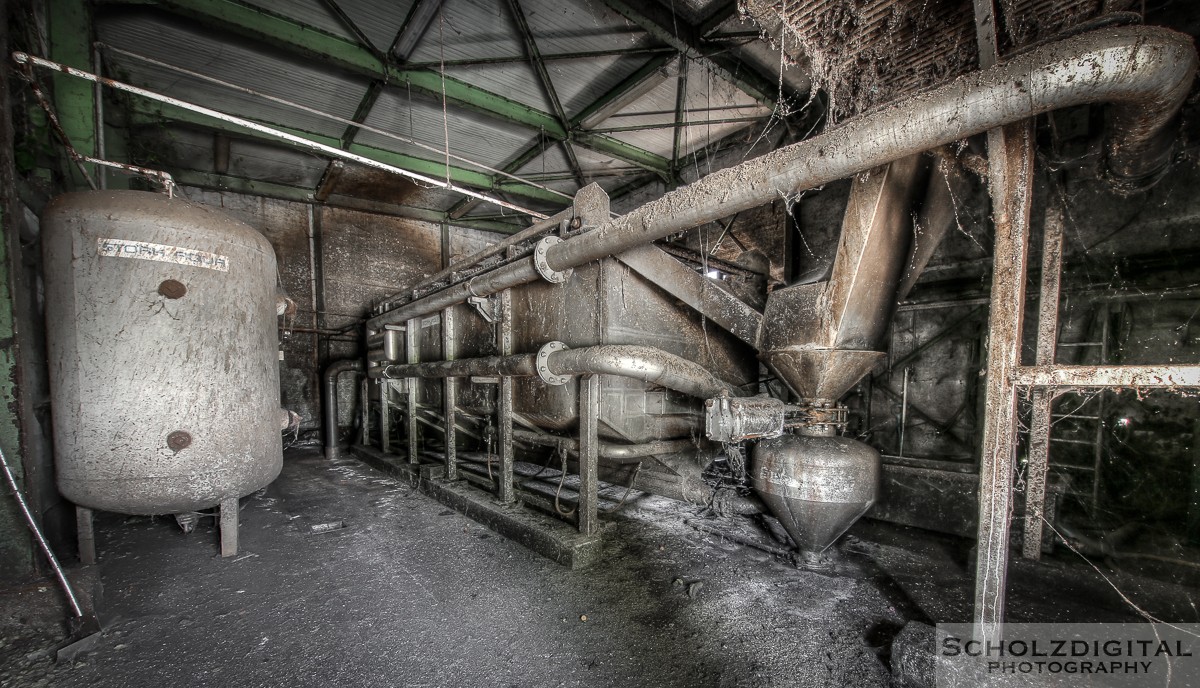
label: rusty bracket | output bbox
[466,294,499,323]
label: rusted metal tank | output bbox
[751,433,880,553]
[42,191,282,514]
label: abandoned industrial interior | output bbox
[1,0,1200,685]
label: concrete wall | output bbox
[174,188,493,433]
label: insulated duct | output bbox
[378,343,743,400]
[368,26,1196,330]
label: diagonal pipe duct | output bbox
[368,26,1196,331]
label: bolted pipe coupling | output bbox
[536,341,572,385]
[532,236,573,284]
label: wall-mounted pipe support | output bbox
[324,359,366,458]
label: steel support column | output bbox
[1022,202,1065,560]
[578,374,600,535]
[442,308,457,480]
[406,318,420,464]
[972,121,1035,639]
[498,284,515,503]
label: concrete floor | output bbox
[2,447,1197,687]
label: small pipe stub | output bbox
[532,236,572,284]
[536,341,572,386]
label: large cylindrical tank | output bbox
[43,190,282,514]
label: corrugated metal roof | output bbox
[712,14,812,96]
[239,0,360,41]
[520,0,654,53]
[444,63,554,114]
[599,60,768,158]
[331,0,419,54]
[408,0,526,62]
[98,13,370,140]
[357,88,534,172]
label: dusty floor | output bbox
[2,447,1197,688]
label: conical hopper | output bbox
[760,347,885,402]
[751,434,880,553]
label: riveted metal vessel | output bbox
[751,433,880,553]
[42,191,282,514]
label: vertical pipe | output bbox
[578,374,600,535]
[76,506,95,565]
[498,286,515,503]
[443,308,457,480]
[219,497,238,558]
[899,367,910,459]
[406,317,420,464]
[360,377,370,447]
[972,121,1036,640]
[1092,305,1110,515]
[1023,202,1065,560]
[92,44,105,190]
[380,379,392,454]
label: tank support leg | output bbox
[219,497,238,558]
[76,506,96,565]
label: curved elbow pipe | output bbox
[545,345,742,399]
[324,359,365,458]
[368,27,1196,329]
[379,344,743,399]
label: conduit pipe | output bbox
[324,359,365,458]
[377,343,743,399]
[367,27,1196,330]
[511,430,696,463]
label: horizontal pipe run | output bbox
[377,208,573,310]
[11,52,547,220]
[376,344,743,399]
[380,353,540,380]
[324,359,365,457]
[368,27,1196,330]
[1012,364,1200,389]
[512,430,695,463]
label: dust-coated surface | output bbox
[3,448,1197,688]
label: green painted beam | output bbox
[127,100,569,205]
[103,0,670,173]
[572,52,675,127]
[599,0,779,109]
[49,0,97,187]
[171,169,526,234]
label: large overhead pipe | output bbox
[369,27,1196,330]
[377,343,743,400]
[324,359,366,458]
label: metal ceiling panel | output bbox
[97,14,370,139]
[332,0,420,54]
[599,61,766,158]
[239,0,360,41]
[444,63,554,114]
[407,0,526,61]
[519,0,653,53]
[357,88,534,172]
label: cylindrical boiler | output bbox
[43,190,282,514]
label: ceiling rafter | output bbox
[446,52,678,221]
[125,99,567,205]
[99,0,672,175]
[600,0,786,110]
[335,0,442,149]
[505,0,586,190]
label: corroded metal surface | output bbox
[43,190,282,514]
[1012,364,1200,389]
[750,434,880,553]
[973,120,1036,636]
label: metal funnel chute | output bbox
[751,154,955,554]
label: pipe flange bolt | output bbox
[533,236,572,284]
[536,341,572,386]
